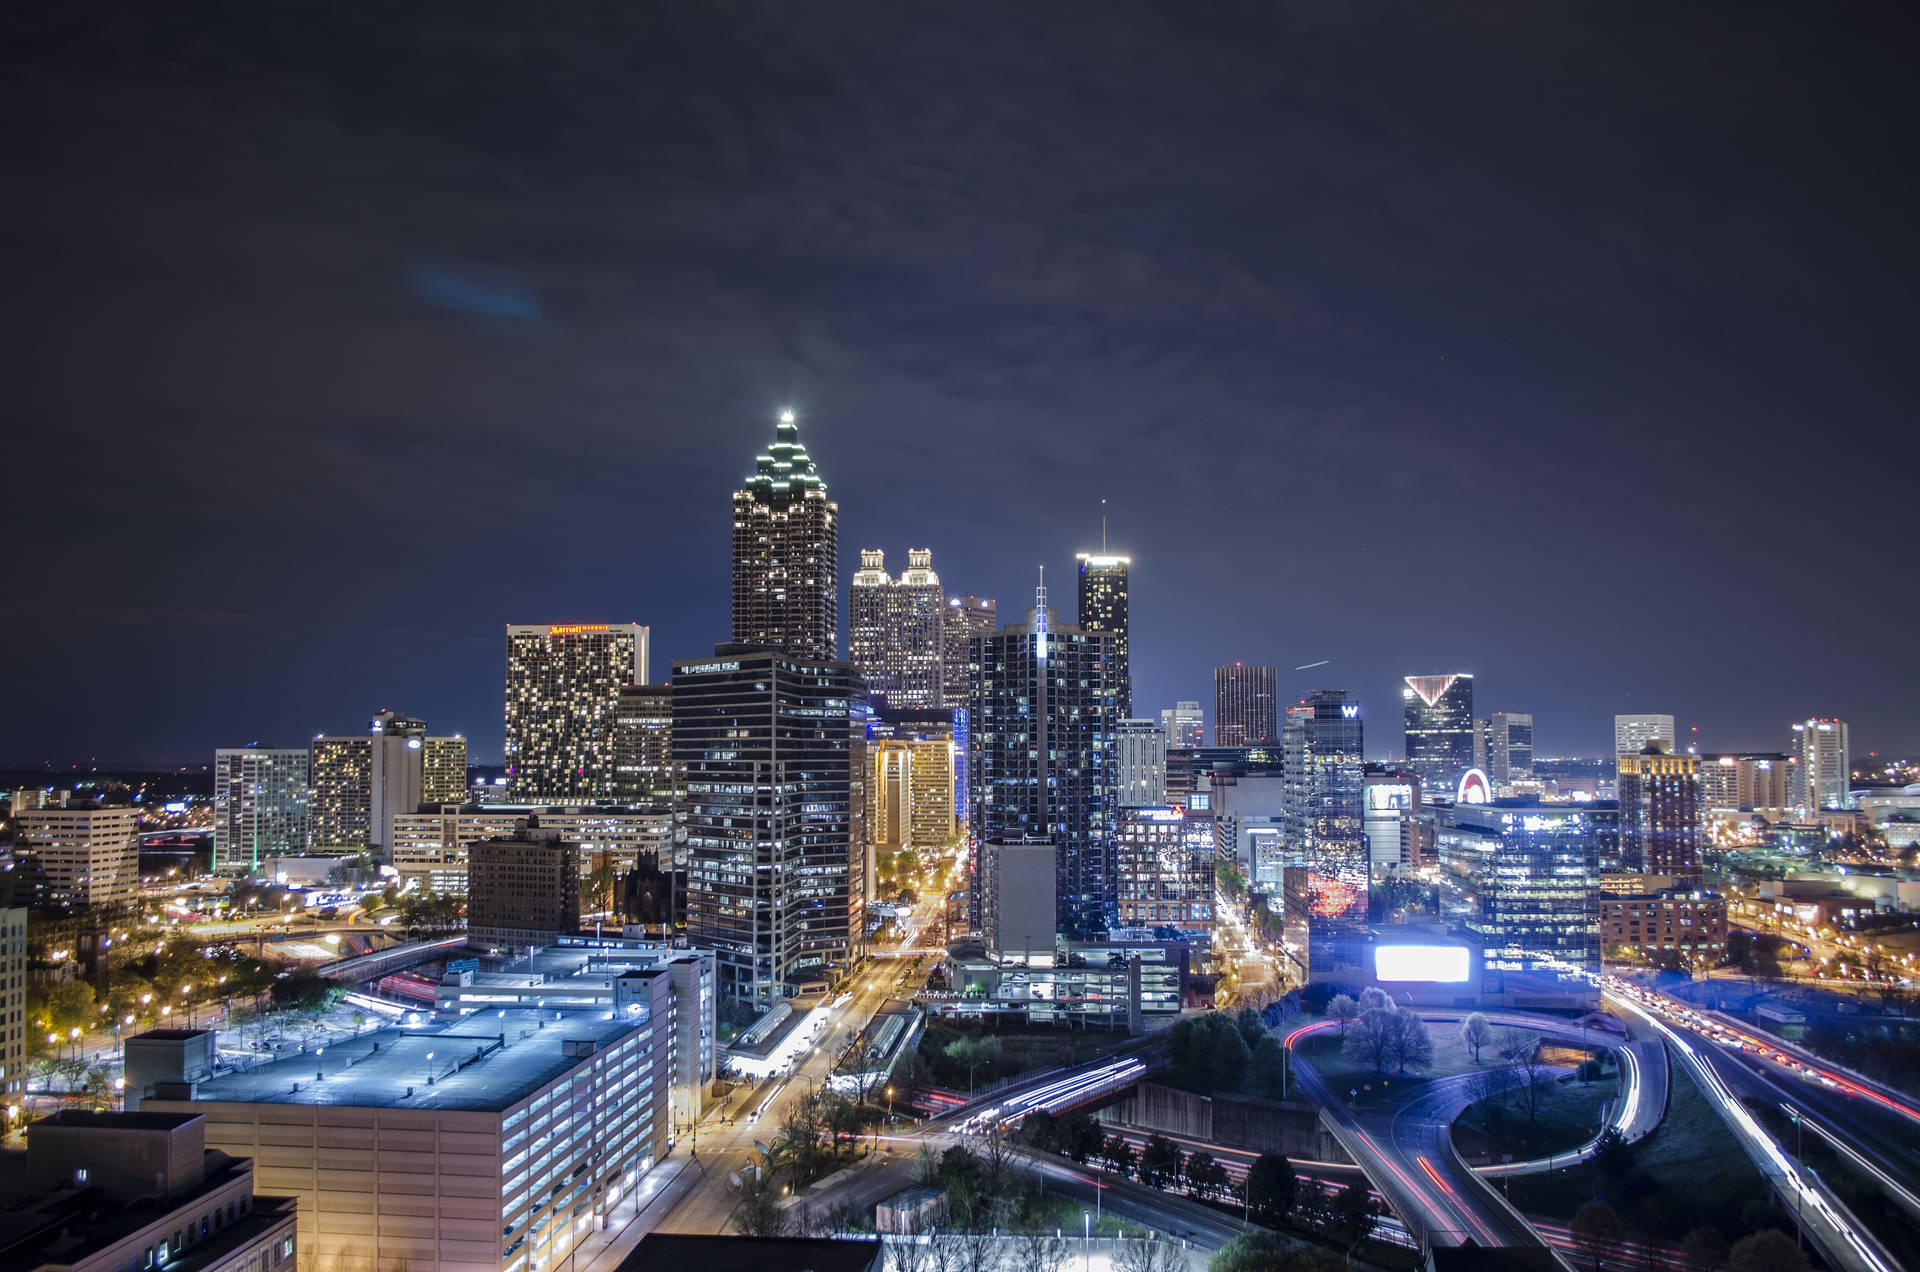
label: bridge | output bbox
[316,935,467,982]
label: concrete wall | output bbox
[1098,1081,1349,1163]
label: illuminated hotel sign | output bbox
[680,660,743,675]
[547,624,611,635]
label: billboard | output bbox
[1365,783,1413,813]
[1374,943,1471,983]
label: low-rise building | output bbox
[143,1012,663,1272]
[466,829,579,952]
[938,940,1189,1032]
[1599,876,1728,964]
[0,1111,297,1272]
[1114,807,1213,933]
[390,806,673,897]
[12,806,140,908]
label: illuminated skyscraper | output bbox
[310,709,465,851]
[421,736,467,804]
[1698,752,1792,814]
[1161,700,1204,750]
[505,624,649,803]
[732,410,838,659]
[1403,674,1474,793]
[1214,664,1277,746]
[676,646,866,1006]
[971,577,1120,936]
[614,684,675,804]
[1617,747,1702,882]
[942,595,997,711]
[1115,806,1214,933]
[307,735,373,849]
[213,746,309,873]
[1076,553,1131,718]
[848,547,945,710]
[1280,690,1367,980]
[1613,714,1675,762]
[1474,711,1533,784]
[1792,717,1850,810]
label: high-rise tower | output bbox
[1280,690,1367,979]
[971,574,1120,936]
[848,548,945,710]
[1076,553,1131,718]
[732,410,838,659]
[942,595,997,710]
[1792,717,1850,811]
[1214,664,1277,746]
[505,624,648,802]
[1403,674,1475,794]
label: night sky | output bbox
[5,3,1916,766]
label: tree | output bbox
[1112,1239,1183,1272]
[1013,1231,1068,1272]
[1062,1115,1104,1166]
[1212,1022,1253,1092]
[1101,1134,1136,1180]
[1139,1135,1183,1189]
[1341,1008,1400,1073]
[1570,1201,1623,1272]
[733,1168,788,1236]
[1325,994,1358,1034]
[1679,1225,1728,1272]
[1727,1229,1808,1272]
[1388,1010,1433,1072]
[1321,1182,1376,1251]
[1591,1128,1634,1178]
[1209,1233,1341,1272]
[1460,1012,1495,1063]
[44,981,96,1030]
[1244,1153,1295,1226]
[946,1035,1003,1092]
[1250,1034,1289,1099]
[1184,1151,1228,1202]
[1237,1006,1268,1047]
[1356,987,1391,1014]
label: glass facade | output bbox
[969,604,1119,937]
[1075,554,1130,718]
[1617,750,1702,881]
[676,646,866,1006]
[1114,806,1213,931]
[1281,691,1367,978]
[1403,673,1475,793]
[1438,803,1605,973]
[732,413,838,660]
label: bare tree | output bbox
[1326,994,1359,1035]
[1112,1238,1183,1272]
[1012,1232,1068,1272]
[1460,1012,1495,1063]
[956,1229,1003,1272]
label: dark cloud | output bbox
[1,1,1915,763]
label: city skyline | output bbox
[5,5,1916,765]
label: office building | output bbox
[1698,753,1794,815]
[677,646,866,1006]
[211,747,309,874]
[0,1111,297,1272]
[1617,747,1702,882]
[866,712,957,855]
[732,410,838,659]
[977,835,1057,964]
[1437,802,1605,974]
[1076,553,1131,717]
[848,548,945,710]
[1214,664,1277,746]
[1474,712,1533,784]
[615,684,676,804]
[505,623,648,803]
[434,939,716,1127]
[1114,718,1168,807]
[1210,769,1286,887]
[941,595,997,711]
[1600,877,1728,965]
[943,939,1188,1031]
[422,735,468,804]
[13,805,139,908]
[144,1012,660,1272]
[1793,717,1851,810]
[1614,714,1676,763]
[1,907,23,1106]
[1161,700,1205,750]
[1280,691,1368,980]
[390,805,674,907]
[1114,807,1213,933]
[1403,674,1474,792]
[970,581,1120,935]
[466,829,580,951]
[1362,768,1427,875]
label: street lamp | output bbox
[1083,1211,1091,1272]
[425,1051,436,1086]
[69,1027,80,1063]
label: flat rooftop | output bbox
[175,1012,640,1112]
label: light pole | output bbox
[1083,1211,1091,1272]
[1790,1112,1804,1250]
[425,1051,436,1086]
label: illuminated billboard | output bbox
[1366,783,1413,813]
[1374,944,1471,983]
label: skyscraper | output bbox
[848,547,945,710]
[1076,553,1131,718]
[971,578,1120,936]
[504,623,648,802]
[1698,752,1793,814]
[421,736,467,804]
[1438,803,1604,975]
[212,746,309,874]
[942,595,997,710]
[1280,690,1367,980]
[311,710,465,851]
[307,735,372,849]
[1403,674,1475,794]
[1614,714,1676,762]
[13,805,139,907]
[1214,664,1277,746]
[1792,717,1851,810]
[1617,747,1702,882]
[1161,700,1205,750]
[676,645,866,1006]
[732,410,837,659]
[1479,711,1533,784]
[615,684,675,804]
[1113,718,1168,807]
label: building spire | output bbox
[1101,498,1107,553]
